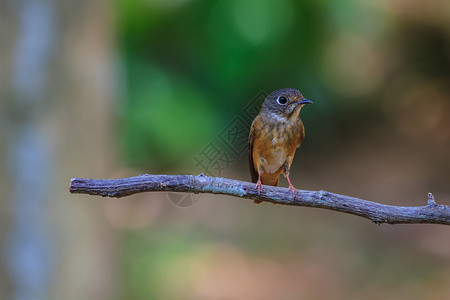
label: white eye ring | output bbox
[277,96,288,105]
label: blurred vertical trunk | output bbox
[0,0,117,299]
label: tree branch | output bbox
[69,174,450,225]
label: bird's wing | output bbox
[296,121,305,148]
[248,121,259,183]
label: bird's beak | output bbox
[296,98,313,105]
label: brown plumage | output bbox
[248,88,312,204]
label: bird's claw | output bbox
[256,181,263,195]
[288,184,297,196]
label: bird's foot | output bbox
[255,180,263,195]
[253,181,264,204]
[285,173,297,196]
[288,183,297,196]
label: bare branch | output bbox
[69,174,450,225]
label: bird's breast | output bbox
[253,117,304,174]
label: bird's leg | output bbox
[286,174,297,194]
[256,169,263,195]
[284,164,297,195]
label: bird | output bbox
[248,88,312,204]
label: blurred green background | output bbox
[1,0,450,299]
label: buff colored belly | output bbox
[259,144,287,174]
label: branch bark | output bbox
[69,174,450,225]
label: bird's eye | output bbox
[277,96,288,105]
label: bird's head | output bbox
[261,88,312,121]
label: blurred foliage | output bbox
[118,0,450,171]
[121,229,208,299]
[118,0,329,170]
[115,1,450,298]
[119,224,449,300]
[3,0,449,299]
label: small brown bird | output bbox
[248,88,312,203]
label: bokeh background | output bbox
[1,0,450,299]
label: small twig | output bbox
[69,174,450,226]
[427,192,436,205]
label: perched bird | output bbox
[248,88,312,203]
